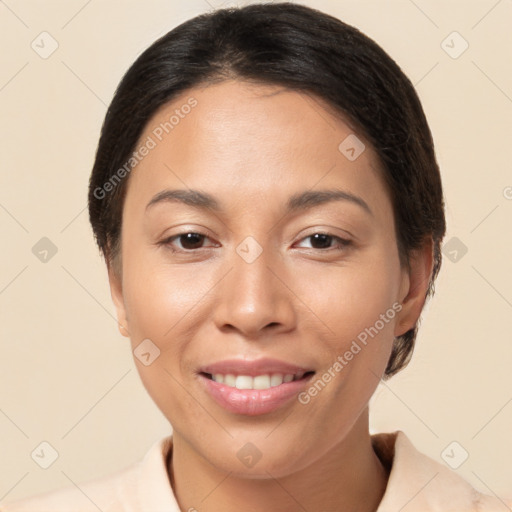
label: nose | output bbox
[213,246,296,339]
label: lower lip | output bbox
[199,374,314,416]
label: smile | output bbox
[204,372,309,390]
[198,358,316,415]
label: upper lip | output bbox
[199,358,314,377]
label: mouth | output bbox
[197,358,316,415]
[200,371,315,390]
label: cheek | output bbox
[297,257,400,345]
[122,253,210,343]
[120,258,214,426]
[292,252,401,408]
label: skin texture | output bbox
[109,80,433,512]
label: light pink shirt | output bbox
[1,431,510,511]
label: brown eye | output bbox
[176,233,206,250]
[296,233,351,250]
[309,233,333,249]
[161,232,215,252]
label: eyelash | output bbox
[159,231,352,253]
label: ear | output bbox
[108,263,130,338]
[394,238,434,337]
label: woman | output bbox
[2,3,510,511]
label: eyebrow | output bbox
[145,188,372,216]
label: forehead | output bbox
[123,80,391,220]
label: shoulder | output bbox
[373,431,512,512]
[0,436,177,512]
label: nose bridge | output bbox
[213,238,295,335]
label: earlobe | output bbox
[394,239,434,338]
[107,263,130,338]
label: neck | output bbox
[168,410,389,512]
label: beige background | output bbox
[1,0,511,504]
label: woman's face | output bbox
[110,80,427,477]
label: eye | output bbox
[159,231,350,253]
[295,233,351,251]
[160,232,216,252]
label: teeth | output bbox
[211,373,297,390]
[270,374,283,387]
[235,375,253,389]
[224,374,236,387]
[253,375,271,389]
